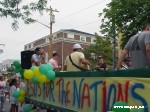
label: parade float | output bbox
[13,61,150,112]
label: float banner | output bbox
[26,76,150,112]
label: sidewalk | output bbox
[2,99,47,112]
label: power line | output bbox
[56,0,106,22]
[73,20,100,29]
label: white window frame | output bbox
[91,38,96,43]
[80,36,86,42]
[46,38,49,43]
[67,33,74,39]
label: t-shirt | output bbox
[64,51,88,71]
[31,54,40,66]
[48,58,58,68]
[125,31,150,68]
[10,85,19,105]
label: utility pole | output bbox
[45,6,59,59]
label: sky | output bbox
[0,0,111,63]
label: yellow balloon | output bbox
[33,67,43,76]
[38,75,47,83]
[24,70,34,79]
[19,90,26,96]
[17,96,25,103]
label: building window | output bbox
[46,38,49,43]
[91,53,96,59]
[31,43,33,48]
[67,33,74,39]
[80,36,86,42]
[91,38,96,43]
[53,35,57,39]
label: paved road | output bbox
[2,99,47,112]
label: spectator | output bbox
[31,47,45,66]
[64,43,90,71]
[0,76,6,111]
[48,52,61,71]
[117,23,150,69]
[121,57,132,70]
[95,56,107,70]
[9,79,19,112]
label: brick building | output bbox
[24,29,95,69]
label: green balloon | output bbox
[13,61,19,66]
[20,69,25,76]
[112,101,130,112]
[46,70,55,80]
[15,62,21,69]
[32,76,39,83]
[39,64,48,74]
[12,91,20,98]
[132,110,143,112]
[46,64,53,70]
[14,68,20,73]
[23,104,32,112]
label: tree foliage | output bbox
[100,0,150,48]
[0,0,47,30]
[83,34,112,69]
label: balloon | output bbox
[14,68,20,73]
[15,62,21,69]
[23,104,32,112]
[46,64,53,70]
[39,64,48,74]
[112,101,130,112]
[46,70,55,80]
[17,96,25,103]
[38,75,47,83]
[33,67,42,76]
[132,110,143,112]
[20,69,25,76]
[30,66,36,71]
[32,76,39,83]
[12,91,20,98]
[19,90,26,96]
[24,70,34,79]
[13,61,19,66]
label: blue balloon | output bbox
[46,64,53,70]
[32,76,39,83]
[23,104,32,112]
[30,66,36,71]
[12,91,20,98]
[39,64,48,74]
[46,70,55,80]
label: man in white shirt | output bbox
[31,47,45,66]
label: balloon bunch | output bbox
[13,61,21,73]
[12,88,26,103]
[13,61,25,80]
[24,64,56,83]
[23,104,35,112]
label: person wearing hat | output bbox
[31,47,45,66]
[64,43,90,71]
[48,52,61,71]
[121,57,132,70]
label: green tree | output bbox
[7,66,14,73]
[0,0,47,30]
[100,0,150,48]
[83,34,112,69]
